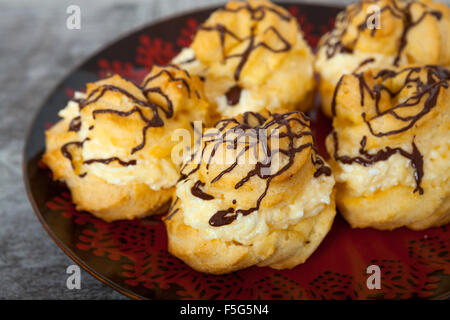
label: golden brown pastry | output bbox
[164,111,336,274]
[173,0,315,120]
[316,0,450,117]
[43,65,210,222]
[326,65,450,230]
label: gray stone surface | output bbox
[1,0,448,300]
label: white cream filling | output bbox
[177,172,334,245]
[172,47,207,76]
[81,155,179,190]
[315,48,402,85]
[335,153,417,197]
[214,89,279,118]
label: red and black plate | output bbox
[23,3,450,300]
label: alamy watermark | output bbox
[66,5,81,30]
[66,265,81,290]
[366,264,381,289]
[366,5,381,30]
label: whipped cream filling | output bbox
[177,170,334,245]
[58,92,85,119]
[81,155,179,190]
[334,138,450,197]
[315,48,405,85]
[215,89,279,118]
[172,47,206,77]
[334,153,416,197]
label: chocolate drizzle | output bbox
[142,65,192,97]
[356,66,449,135]
[68,116,81,132]
[61,138,89,169]
[323,0,442,66]
[218,2,291,22]
[180,111,331,227]
[225,85,242,105]
[209,208,235,227]
[164,198,180,221]
[330,65,450,195]
[393,4,441,66]
[59,65,190,173]
[354,57,375,73]
[312,153,332,178]
[191,181,215,200]
[197,1,292,82]
[83,157,137,167]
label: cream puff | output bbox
[326,65,450,230]
[164,110,336,274]
[43,65,210,222]
[173,0,316,120]
[316,0,450,117]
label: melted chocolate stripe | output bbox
[61,138,90,169]
[61,75,177,172]
[142,69,191,97]
[209,208,235,227]
[92,106,149,120]
[197,2,293,83]
[353,57,375,73]
[225,85,242,105]
[224,25,291,81]
[80,85,151,110]
[68,116,81,132]
[219,3,291,22]
[358,66,449,137]
[164,198,180,221]
[141,87,174,118]
[191,181,215,200]
[323,0,442,65]
[331,75,345,116]
[393,5,441,66]
[83,157,137,167]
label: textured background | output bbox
[0,0,446,299]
